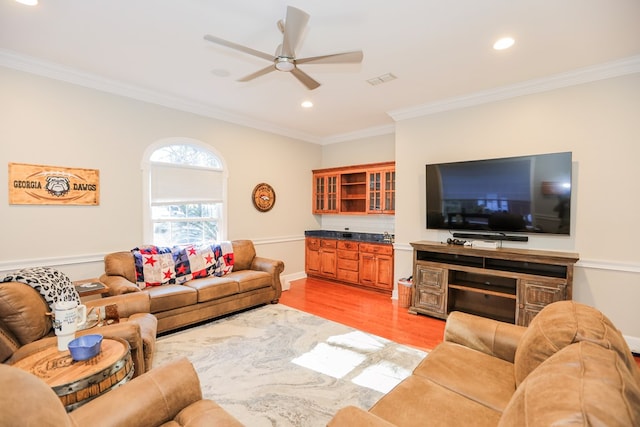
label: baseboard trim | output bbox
[281,272,306,291]
[624,335,640,355]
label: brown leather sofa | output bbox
[0,281,157,378]
[328,301,640,427]
[100,239,285,333]
[0,357,242,427]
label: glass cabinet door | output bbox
[314,176,325,211]
[368,172,382,211]
[313,174,339,213]
[368,169,395,213]
[384,170,395,212]
[326,175,337,211]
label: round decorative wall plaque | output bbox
[252,183,276,212]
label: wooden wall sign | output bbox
[8,163,100,205]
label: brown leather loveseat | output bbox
[329,301,640,426]
[101,240,284,333]
[0,357,242,426]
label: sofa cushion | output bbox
[369,374,501,427]
[185,276,239,303]
[230,270,273,292]
[145,285,197,313]
[0,281,52,345]
[500,341,640,427]
[104,251,137,284]
[174,399,244,426]
[513,300,639,386]
[231,240,256,271]
[413,342,516,412]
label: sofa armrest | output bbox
[99,273,140,295]
[251,256,284,291]
[251,256,284,275]
[328,406,397,427]
[69,358,203,427]
[85,292,150,317]
[6,336,58,365]
[444,311,526,363]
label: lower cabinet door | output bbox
[517,279,566,326]
[359,253,393,291]
[305,248,320,275]
[320,249,337,278]
[359,253,376,286]
[414,286,447,317]
[374,254,393,290]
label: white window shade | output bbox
[150,163,224,204]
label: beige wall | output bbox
[321,133,395,168]
[394,72,640,343]
[0,66,320,282]
[316,133,396,234]
[2,65,638,346]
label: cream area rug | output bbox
[153,304,427,426]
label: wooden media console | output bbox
[409,241,579,326]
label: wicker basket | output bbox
[398,279,413,308]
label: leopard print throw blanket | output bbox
[1,266,81,311]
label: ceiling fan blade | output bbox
[281,6,310,58]
[238,64,276,82]
[296,50,364,65]
[204,34,273,62]
[290,67,321,90]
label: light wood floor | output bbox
[280,277,640,368]
[279,277,445,352]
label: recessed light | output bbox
[301,100,313,108]
[16,0,38,5]
[493,37,515,50]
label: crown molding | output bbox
[388,55,640,121]
[3,49,639,144]
[0,49,322,144]
[320,123,396,145]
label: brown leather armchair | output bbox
[0,280,157,377]
[0,357,242,427]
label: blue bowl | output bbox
[68,334,103,361]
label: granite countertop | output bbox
[304,230,393,244]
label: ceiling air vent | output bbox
[366,73,397,86]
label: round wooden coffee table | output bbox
[12,336,133,411]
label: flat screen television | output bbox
[426,152,572,236]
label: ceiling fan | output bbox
[203,6,363,90]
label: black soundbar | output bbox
[452,232,529,242]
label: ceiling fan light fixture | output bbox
[203,6,363,90]
[275,57,295,72]
[301,100,313,108]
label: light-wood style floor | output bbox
[281,277,640,368]
[280,277,445,352]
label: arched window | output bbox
[142,139,227,246]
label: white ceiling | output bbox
[2,1,640,144]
